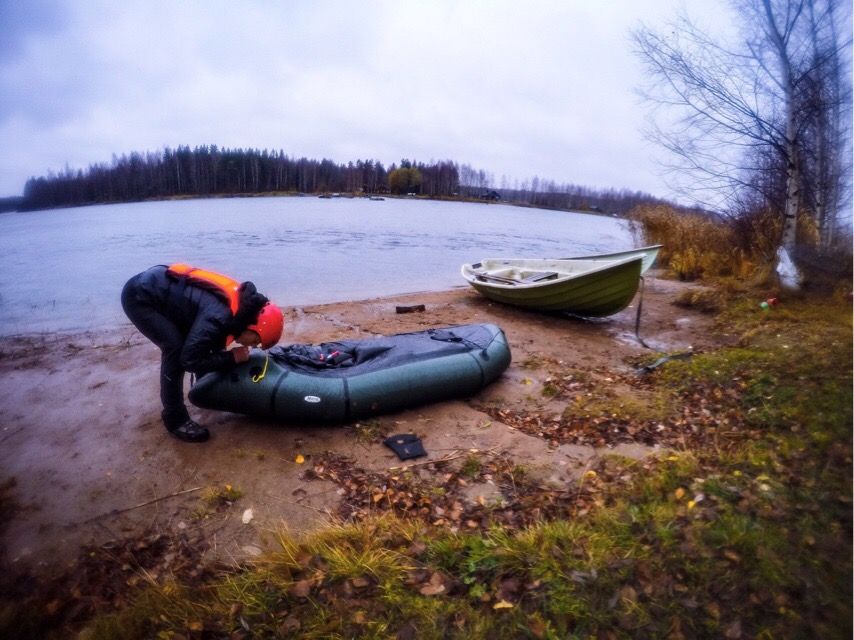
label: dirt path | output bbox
[0,275,721,578]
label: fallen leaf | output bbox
[723,619,742,639]
[619,585,638,605]
[279,615,301,633]
[419,572,446,596]
[419,583,446,596]
[288,579,313,598]
[408,540,427,555]
[396,620,419,640]
[493,600,514,609]
[528,615,547,638]
[351,576,371,589]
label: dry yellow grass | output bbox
[631,205,763,280]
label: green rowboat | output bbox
[461,255,644,316]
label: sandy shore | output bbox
[0,275,721,578]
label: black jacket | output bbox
[131,265,267,375]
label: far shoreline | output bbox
[5,190,626,220]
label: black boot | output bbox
[168,419,210,443]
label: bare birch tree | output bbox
[802,0,852,249]
[634,0,851,286]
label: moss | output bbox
[541,381,560,397]
[351,419,385,444]
[200,484,243,509]
[460,455,482,479]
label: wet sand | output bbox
[0,275,722,577]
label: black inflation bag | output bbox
[383,434,427,460]
[188,323,511,423]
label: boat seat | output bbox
[474,272,518,285]
[520,271,559,283]
[474,270,559,285]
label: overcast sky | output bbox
[0,0,735,198]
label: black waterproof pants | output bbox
[121,276,191,429]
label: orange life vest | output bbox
[167,264,242,345]
[167,264,241,314]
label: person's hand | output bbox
[232,346,251,363]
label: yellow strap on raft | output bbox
[251,352,269,383]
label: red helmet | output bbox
[248,302,284,349]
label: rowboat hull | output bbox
[461,255,643,316]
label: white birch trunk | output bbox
[763,0,803,289]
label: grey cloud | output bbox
[0,0,66,62]
[0,0,738,197]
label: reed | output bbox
[630,205,751,280]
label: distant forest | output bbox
[19,145,668,215]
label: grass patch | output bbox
[460,455,483,479]
[350,419,385,444]
[673,287,727,312]
[541,380,560,397]
[564,387,676,424]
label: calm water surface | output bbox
[0,197,637,335]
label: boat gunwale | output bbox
[560,244,662,275]
[559,243,663,261]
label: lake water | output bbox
[0,196,637,335]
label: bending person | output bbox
[121,263,284,442]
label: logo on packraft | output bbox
[304,396,321,403]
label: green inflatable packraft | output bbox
[188,323,511,422]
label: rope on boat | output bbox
[252,352,270,382]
